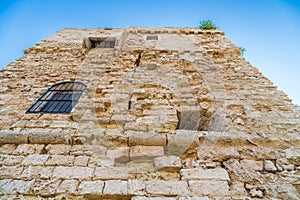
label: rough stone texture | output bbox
[0,27,299,199]
[181,168,230,181]
[107,146,130,163]
[189,180,229,197]
[94,167,136,180]
[128,179,145,195]
[264,160,277,172]
[103,180,128,195]
[130,146,164,161]
[56,179,78,194]
[52,166,94,180]
[154,156,181,171]
[145,180,189,196]
[77,180,104,195]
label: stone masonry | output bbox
[0,27,299,199]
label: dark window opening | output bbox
[146,35,158,40]
[26,81,87,114]
[90,38,115,48]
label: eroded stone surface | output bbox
[0,27,299,199]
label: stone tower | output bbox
[0,27,299,199]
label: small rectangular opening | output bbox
[89,38,116,48]
[146,35,158,40]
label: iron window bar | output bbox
[26,81,87,114]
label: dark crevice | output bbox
[134,53,142,67]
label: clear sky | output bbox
[0,0,300,105]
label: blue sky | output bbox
[0,0,300,105]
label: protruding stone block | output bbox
[127,131,167,146]
[128,179,145,195]
[107,147,129,163]
[0,131,28,144]
[130,146,164,161]
[29,132,71,144]
[154,156,181,171]
[166,130,199,156]
[264,160,277,172]
[240,159,263,171]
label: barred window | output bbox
[26,81,87,114]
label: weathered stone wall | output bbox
[0,27,299,199]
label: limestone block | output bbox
[31,179,62,195]
[0,144,17,154]
[70,145,107,156]
[240,159,263,171]
[188,180,229,197]
[13,144,45,155]
[45,144,71,155]
[250,188,263,198]
[74,156,89,166]
[181,168,230,181]
[128,179,145,195]
[276,158,295,171]
[264,160,277,172]
[0,131,28,144]
[45,155,75,166]
[0,179,35,195]
[103,180,128,195]
[166,130,199,156]
[127,131,167,146]
[77,180,104,195]
[21,166,54,179]
[56,179,78,194]
[22,154,49,166]
[94,167,136,180]
[124,122,148,132]
[230,181,247,197]
[145,180,189,196]
[29,132,71,144]
[130,146,164,161]
[88,156,114,167]
[107,147,130,162]
[53,166,94,180]
[202,145,240,160]
[0,155,24,166]
[154,156,181,171]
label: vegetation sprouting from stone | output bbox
[199,20,218,30]
[239,47,246,56]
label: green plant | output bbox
[199,20,218,30]
[239,47,246,56]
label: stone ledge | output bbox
[0,131,28,144]
[0,130,299,149]
[29,132,71,144]
[127,131,167,146]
